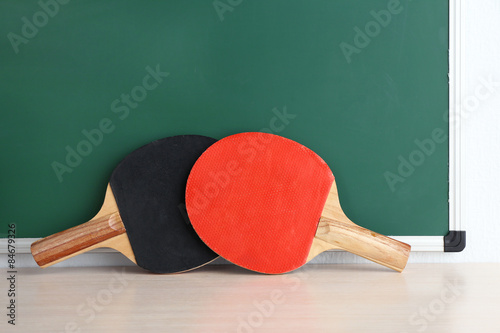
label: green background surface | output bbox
[0,0,449,238]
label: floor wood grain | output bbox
[1,264,498,332]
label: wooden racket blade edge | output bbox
[308,180,411,272]
[30,185,137,268]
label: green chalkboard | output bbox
[0,0,449,239]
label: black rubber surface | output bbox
[110,135,218,273]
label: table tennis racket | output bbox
[31,135,218,273]
[185,132,411,274]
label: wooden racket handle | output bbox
[31,212,127,268]
[316,217,411,272]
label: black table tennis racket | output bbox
[31,135,218,273]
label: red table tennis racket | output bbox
[31,135,218,273]
[185,132,411,274]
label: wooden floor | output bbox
[1,263,498,332]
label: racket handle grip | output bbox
[31,212,127,268]
[316,217,411,272]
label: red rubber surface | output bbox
[186,133,334,274]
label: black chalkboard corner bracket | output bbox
[444,231,466,252]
